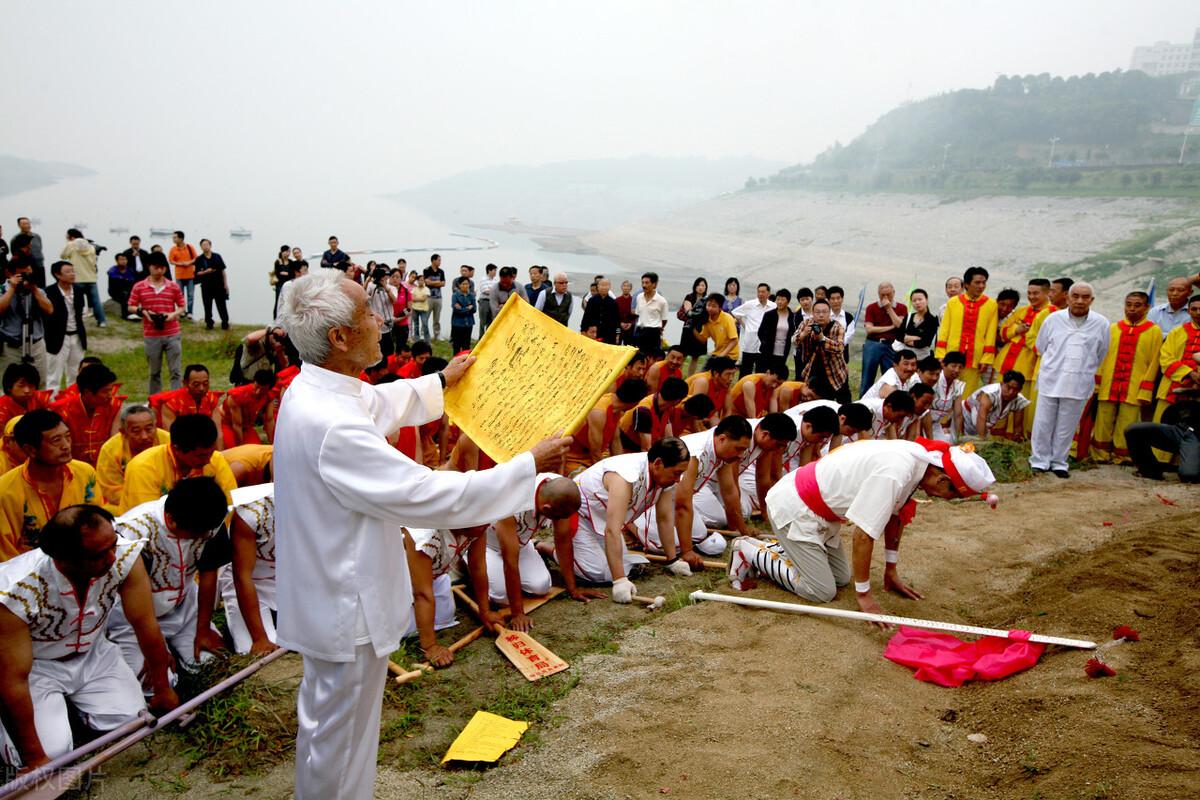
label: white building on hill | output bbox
[1129,27,1199,77]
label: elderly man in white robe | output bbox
[273,269,570,800]
[1029,283,1110,478]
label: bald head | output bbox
[536,477,581,519]
[1167,276,1192,309]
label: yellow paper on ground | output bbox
[441,710,529,764]
[443,293,636,462]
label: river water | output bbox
[0,172,694,341]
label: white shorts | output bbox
[561,516,648,583]
[218,565,278,654]
[477,541,552,604]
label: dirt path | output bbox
[77,469,1198,799]
[375,468,1198,800]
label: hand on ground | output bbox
[249,638,279,656]
[883,571,925,601]
[680,550,705,571]
[856,592,893,630]
[568,588,606,603]
[423,643,454,668]
[193,628,228,661]
[149,687,181,716]
[507,613,533,632]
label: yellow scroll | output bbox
[441,710,529,764]
[444,293,635,462]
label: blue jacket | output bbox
[450,290,476,327]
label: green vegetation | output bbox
[753,69,1200,198]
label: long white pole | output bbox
[689,591,1096,649]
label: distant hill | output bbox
[759,70,1200,195]
[0,155,94,198]
[391,155,785,229]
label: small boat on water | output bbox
[109,226,129,234]
[229,227,253,238]
[149,227,173,237]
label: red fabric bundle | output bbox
[884,626,1046,687]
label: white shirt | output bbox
[860,368,918,401]
[773,440,931,544]
[732,299,771,355]
[273,363,537,662]
[1034,309,1111,400]
[634,291,670,329]
[858,397,892,439]
[232,484,277,583]
[832,309,855,341]
[782,399,840,472]
[1147,302,1190,339]
[575,452,663,534]
[116,497,223,618]
[478,275,498,300]
[681,429,722,492]
[485,472,561,550]
[963,383,1031,432]
[931,373,965,424]
[0,537,143,659]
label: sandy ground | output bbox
[79,466,1198,799]
[574,191,1199,317]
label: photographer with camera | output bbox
[365,264,398,358]
[795,298,851,404]
[0,258,53,384]
[128,251,186,395]
[60,228,106,327]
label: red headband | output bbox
[915,437,974,497]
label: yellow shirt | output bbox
[95,429,171,510]
[0,460,99,561]
[935,294,999,369]
[120,443,237,513]
[221,444,274,484]
[996,303,1055,382]
[697,311,740,360]
[1096,319,1161,405]
[1156,321,1200,403]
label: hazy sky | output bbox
[2,1,1196,191]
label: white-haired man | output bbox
[535,272,573,327]
[729,439,995,619]
[273,269,570,800]
[1029,283,1110,478]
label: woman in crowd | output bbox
[757,288,796,372]
[450,277,477,353]
[410,274,431,342]
[677,277,710,377]
[897,288,938,360]
[272,245,292,318]
[723,277,743,314]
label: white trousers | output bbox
[400,573,458,638]
[632,503,727,557]
[562,519,649,583]
[0,636,144,767]
[481,542,552,604]
[107,581,215,685]
[218,566,277,654]
[727,536,850,603]
[295,643,390,800]
[46,333,85,394]
[692,471,757,529]
[1030,394,1088,472]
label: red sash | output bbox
[792,461,843,522]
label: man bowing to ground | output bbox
[274,269,569,800]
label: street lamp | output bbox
[1047,136,1060,168]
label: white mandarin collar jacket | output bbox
[273,363,536,661]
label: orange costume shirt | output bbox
[0,391,52,430]
[729,374,772,418]
[686,371,729,416]
[50,393,125,466]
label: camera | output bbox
[149,312,168,331]
[371,266,389,284]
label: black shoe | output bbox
[1133,469,1164,481]
[221,322,229,330]
[1032,467,1048,474]
[1052,469,1069,479]
[205,322,214,330]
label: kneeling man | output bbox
[0,506,177,769]
[730,439,995,616]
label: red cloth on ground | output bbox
[884,626,1045,687]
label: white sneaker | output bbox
[727,536,759,591]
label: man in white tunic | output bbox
[1030,283,1110,477]
[730,439,995,616]
[0,506,177,770]
[635,416,754,561]
[694,413,801,527]
[106,477,232,680]
[568,438,693,600]
[860,349,919,401]
[273,270,569,800]
[219,483,279,655]
[781,401,862,471]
